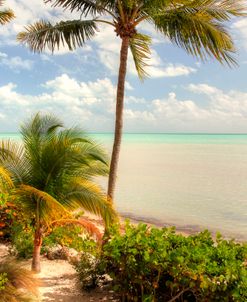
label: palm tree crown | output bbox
[0,113,117,271]
[0,0,14,25]
[17,0,246,201]
[18,1,246,73]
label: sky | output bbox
[1,0,247,133]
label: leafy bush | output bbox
[43,225,87,252]
[9,223,34,259]
[0,261,39,302]
[102,222,247,302]
[0,193,19,241]
[8,216,99,259]
[73,239,103,290]
[0,272,8,291]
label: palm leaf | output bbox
[0,140,30,185]
[129,32,151,80]
[151,1,241,65]
[0,1,15,25]
[45,0,114,16]
[17,19,98,52]
[0,140,24,163]
[21,112,63,140]
[17,185,70,226]
[0,166,14,191]
[0,261,39,300]
[0,9,14,25]
[50,217,102,241]
[62,179,118,227]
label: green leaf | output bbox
[17,19,98,53]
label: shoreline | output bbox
[85,212,247,243]
[121,213,246,242]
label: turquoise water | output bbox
[93,133,247,145]
[1,133,247,240]
[2,132,247,144]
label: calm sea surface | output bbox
[1,133,247,240]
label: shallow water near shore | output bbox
[1,133,247,240]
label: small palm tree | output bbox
[17,0,246,201]
[0,113,117,272]
[0,0,14,25]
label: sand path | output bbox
[0,244,118,302]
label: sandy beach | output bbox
[0,243,118,302]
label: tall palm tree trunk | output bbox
[107,36,129,201]
[31,228,42,273]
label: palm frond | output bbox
[45,0,116,17]
[17,185,70,226]
[129,32,151,80]
[0,140,30,185]
[0,1,15,25]
[0,166,14,191]
[21,112,63,139]
[62,179,118,227]
[37,126,108,190]
[0,261,39,301]
[0,9,14,25]
[17,19,98,53]
[143,0,246,18]
[0,140,24,163]
[50,217,102,241]
[151,0,242,65]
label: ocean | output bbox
[1,133,247,240]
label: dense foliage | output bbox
[8,217,98,259]
[0,192,28,242]
[100,223,247,302]
[73,239,102,290]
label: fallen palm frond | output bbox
[0,260,40,302]
[50,217,103,242]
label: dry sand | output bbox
[35,257,118,302]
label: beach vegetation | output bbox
[76,222,247,301]
[0,113,117,272]
[17,0,246,202]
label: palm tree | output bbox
[17,0,246,201]
[0,0,14,25]
[0,113,117,272]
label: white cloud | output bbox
[94,25,196,78]
[1,75,247,133]
[0,1,197,77]
[187,83,247,117]
[0,52,33,71]
[147,63,196,78]
[0,0,81,54]
[232,18,247,50]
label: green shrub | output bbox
[0,193,19,241]
[10,220,97,259]
[10,223,34,259]
[102,222,247,302]
[43,225,87,252]
[0,272,8,291]
[73,239,103,290]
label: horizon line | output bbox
[1,132,247,135]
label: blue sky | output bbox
[1,0,247,133]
